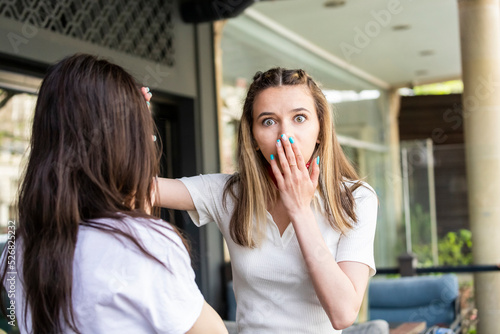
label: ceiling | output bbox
[221,0,462,91]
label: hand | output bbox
[141,87,156,142]
[269,134,320,215]
[141,87,152,107]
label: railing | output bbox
[376,253,500,276]
[377,264,500,275]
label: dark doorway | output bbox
[151,93,207,288]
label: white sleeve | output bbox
[148,229,205,333]
[179,174,232,228]
[336,184,378,276]
[87,224,205,334]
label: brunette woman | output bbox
[1,54,227,334]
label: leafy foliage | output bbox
[413,229,473,266]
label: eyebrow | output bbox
[255,108,312,120]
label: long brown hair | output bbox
[224,68,362,247]
[0,54,179,333]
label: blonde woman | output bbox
[153,68,377,333]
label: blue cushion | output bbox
[368,274,459,326]
[370,305,456,326]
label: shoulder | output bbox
[343,180,378,215]
[180,173,233,184]
[344,180,376,201]
[339,181,377,234]
[79,215,187,263]
[179,173,233,191]
[76,216,194,291]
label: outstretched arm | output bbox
[269,134,372,330]
[141,87,196,211]
[154,177,195,211]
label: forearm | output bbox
[155,177,196,211]
[291,208,367,329]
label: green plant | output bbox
[438,229,472,266]
[413,229,473,267]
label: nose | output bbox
[279,122,292,140]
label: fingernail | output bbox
[289,137,294,144]
[270,154,274,160]
[146,101,150,106]
[316,156,320,165]
[146,87,150,92]
[277,139,281,146]
[281,134,285,138]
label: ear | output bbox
[252,137,260,151]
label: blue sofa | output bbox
[368,274,461,330]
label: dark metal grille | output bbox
[0,0,175,66]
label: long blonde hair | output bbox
[224,68,362,247]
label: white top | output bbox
[8,216,204,334]
[181,174,377,334]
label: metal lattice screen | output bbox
[0,0,175,66]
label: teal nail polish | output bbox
[270,154,274,160]
[289,137,294,144]
[281,134,285,138]
[146,87,150,92]
[316,156,320,165]
[146,101,150,106]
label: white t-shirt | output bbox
[7,216,204,334]
[181,174,377,334]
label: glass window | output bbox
[0,71,40,230]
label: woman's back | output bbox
[13,216,204,333]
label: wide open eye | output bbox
[263,118,276,127]
[295,115,307,123]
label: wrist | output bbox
[289,206,315,224]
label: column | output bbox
[458,1,500,332]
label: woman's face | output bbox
[252,85,320,171]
